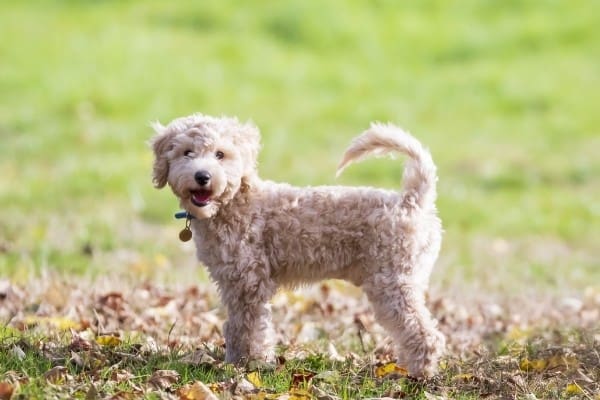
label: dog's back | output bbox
[255,121,441,287]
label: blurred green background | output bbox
[1,1,598,294]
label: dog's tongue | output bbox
[191,190,211,205]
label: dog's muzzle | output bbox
[190,189,212,207]
[191,170,213,207]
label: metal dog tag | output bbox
[179,217,193,242]
[179,227,192,242]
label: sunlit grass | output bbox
[1,1,598,292]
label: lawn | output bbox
[0,1,599,399]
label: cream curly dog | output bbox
[151,113,445,377]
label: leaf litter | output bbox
[0,276,598,399]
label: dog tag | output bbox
[179,227,192,242]
[179,216,193,242]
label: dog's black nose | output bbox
[194,170,211,186]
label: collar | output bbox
[174,211,195,220]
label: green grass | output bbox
[1,0,599,289]
[1,328,598,399]
[1,1,599,398]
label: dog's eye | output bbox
[215,150,225,160]
[184,150,195,158]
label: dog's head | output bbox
[150,114,260,219]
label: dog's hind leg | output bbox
[363,278,445,378]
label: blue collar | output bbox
[174,211,195,220]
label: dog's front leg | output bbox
[223,299,275,365]
[217,264,276,365]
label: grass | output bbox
[1,1,598,288]
[1,327,598,399]
[1,0,599,398]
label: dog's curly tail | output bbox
[336,123,437,213]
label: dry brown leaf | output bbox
[43,366,72,384]
[236,378,256,393]
[326,342,345,362]
[70,351,85,369]
[180,350,217,366]
[107,391,139,400]
[85,384,100,400]
[69,330,94,351]
[110,369,136,383]
[0,382,14,400]
[290,370,316,389]
[1,371,28,387]
[98,292,126,311]
[148,369,180,390]
[311,386,341,400]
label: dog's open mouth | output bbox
[190,189,212,207]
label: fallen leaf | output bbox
[98,292,125,311]
[563,383,584,396]
[546,355,579,370]
[70,351,85,368]
[375,362,408,378]
[148,369,180,390]
[519,358,547,372]
[110,369,136,383]
[290,370,316,389]
[327,342,345,362]
[180,350,217,366]
[107,391,138,400]
[85,384,100,400]
[177,381,218,400]
[69,330,94,351]
[0,382,14,400]
[1,371,28,386]
[96,335,122,347]
[520,355,579,373]
[311,386,341,400]
[246,371,262,388]
[235,378,257,394]
[22,316,81,330]
[43,366,72,384]
[452,373,476,382]
[287,388,313,399]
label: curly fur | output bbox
[151,113,446,377]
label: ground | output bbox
[0,1,599,399]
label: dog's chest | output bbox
[191,218,255,267]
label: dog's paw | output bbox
[406,330,446,378]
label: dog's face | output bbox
[151,114,260,219]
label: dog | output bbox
[150,113,445,377]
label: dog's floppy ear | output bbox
[150,121,174,188]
